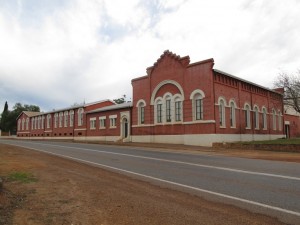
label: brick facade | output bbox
[17,50,291,146]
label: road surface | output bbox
[1,139,300,224]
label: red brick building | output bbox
[17,50,287,146]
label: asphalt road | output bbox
[1,139,300,224]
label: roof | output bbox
[49,99,114,114]
[87,102,132,114]
[213,69,283,95]
[16,111,42,120]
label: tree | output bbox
[274,70,300,113]
[0,102,40,134]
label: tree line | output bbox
[0,102,40,135]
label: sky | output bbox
[0,0,299,112]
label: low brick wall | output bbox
[212,142,300,153]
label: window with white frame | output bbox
[59,112,63,128]
[219,98,226,127]
[166,96,171,122]
[34,117,37,129]
[90,118,96,129]
[41,116,45,129]
[22,118,25,130]
[64,111,68,127]
[78,108,84,126]
[272,109,277,130]
[254,106,259,129]
[99,116,106,129]
[137,100,145,125]
[244,104,251,129]
[69,110,74,127]
[175,97,182,122]
[278,111,282,131]
[47,114,51,128]
[190,90,205,121]
[31,118,34,130]
[262,107,267,130]
[157,100,163,123]
[38,116,41,129]
[26,118,29,130]
[54,113,58,128]
[109,115,117,128]
[229,101,236,128]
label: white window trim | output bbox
[136,99,146,125]
[218,97,226,128]
[90,117,96,130]
[262,107,268,130]
[174,94,183,122]
[244,103,251,129]
[150,80,184,105]
[99,116,106,129]
[253,105,260,130]
[78,108,84,126]
[229,100,237,128]
[64,111,68,127]
[154,97,163,124]
[69,110,74,127]
[190,89,205,121]
[109,115,117,128]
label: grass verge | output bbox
[8,172,37,183]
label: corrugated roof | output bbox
[16,111,42,120]
[213,69,282,95]
[49,99,114,114]
[87,102,132,114]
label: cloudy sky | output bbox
[0,0,299,112]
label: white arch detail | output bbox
[136,99,146,107]
[150,80,184,105]
[189,89,205,100]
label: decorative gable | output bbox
[146,50,190,76]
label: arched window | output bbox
[18,119,21,131]
[26,118,29,130]
[31,118,34,130]
[254,106,259,129]
[165,95,172,122]
[244,104,251,129]
[190,90,205,121]
[47,114,51,128]
[37,116,41,129]
[155,99,163,124]
[218,98,226,127]
[272,109,277,130]
[78,108,84,126]
[34,117,37,129]
[69,110,74,127]
[262,107,267,130]
[278,110,282,131]
[59,112,63,128]
[22,118,25,130]
[54,113,58,128]
[229,100,236,128]
[41,116,45,129]
[174,96,182,122]
[136,100,146,125]
[64,111,68,127]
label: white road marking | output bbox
[4,142,300,218]
[19,141,300,181]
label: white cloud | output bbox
[0,0,299,112]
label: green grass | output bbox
[8,172,37,183]
[240,138,300,145]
